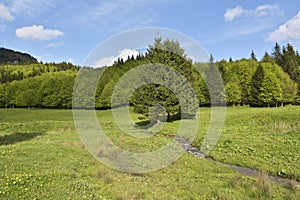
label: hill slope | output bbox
[0,47,38,65]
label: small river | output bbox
[174,136,300,189]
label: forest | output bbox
[0,39,300,116]
[0,47,38,65]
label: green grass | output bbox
[0,107,299,199]
[192,106,300,180]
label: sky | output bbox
[0,0,300,66]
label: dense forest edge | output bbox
[1,40,300,116]
[0,47,38,65]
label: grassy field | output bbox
[0,107,299,199]
[192,106,300,181]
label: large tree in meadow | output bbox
[131,37,198,121]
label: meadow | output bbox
[0,107,299,199]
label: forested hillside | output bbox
[0,47,38,65]
[0,41,299,113]
[0,62,79,83]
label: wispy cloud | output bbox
[224,6,244,22]
[0,4,14,21]
[224,4,281,22]
[211,4,285,43]
[0,25,7,32]
[16,25,64,41]
[79,0,169,32]
[267,11,300,42]
[46,42,64,48]
[81,1,120,21]
[9,0,56,16]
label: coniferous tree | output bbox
[261,52,274,63]
[272,42,283,66]
[203,54,225,105]
[131,37,197,120]
[250,50,257,61]
[250,65,265,106]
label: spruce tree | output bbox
[131,38,198,120]
[250,50,257,61]
[272,42,283,66]
[250,65,264,106]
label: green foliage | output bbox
[250,65,265,106]
[202,55,225,105]
[261,52,275,63]
[258,70,282,106]
[250,62,297,107]
[225,82,242,105]
[220,59,258,105]
[216,59,297,107]
[97,80,116,109]
[0,71,76,108]
[131,38,197,120]
[272,42,300,93]
[261,62,297,105]
[192,71,210,106]
[0,62,78,84]
[0,41,299,110]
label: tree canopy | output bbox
[0,42,299,111]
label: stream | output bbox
[174,136,300,189]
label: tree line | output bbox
[0,40,299,119]
[0,62,79,83]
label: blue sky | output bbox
[0,0,300,66]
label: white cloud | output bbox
[255,4,279,17]
[93,49,139,68]
[0,4,14,21]
[94,56,116,68]
[118,49,139,60]
[224,4,280,22]
[267,11,300,42]
[16,25,64,41]
[224,6,244,22]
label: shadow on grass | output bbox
[0,132,44,145]
[135,119,152,128]
[134,118,178,128]
[134,119,166,129]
